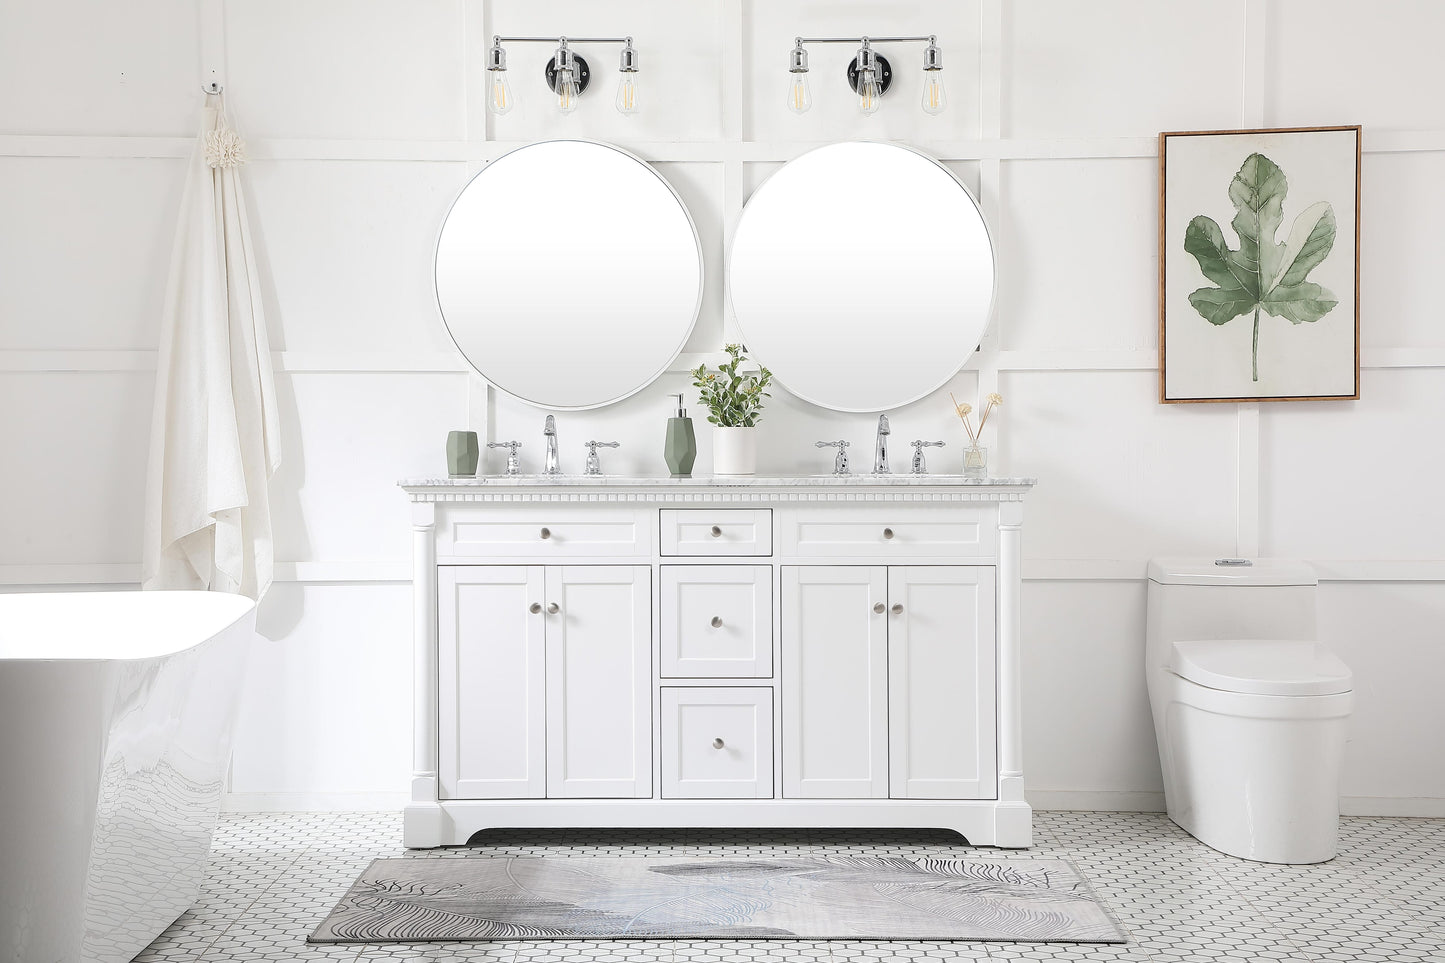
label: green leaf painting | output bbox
[1184,152,1338,382]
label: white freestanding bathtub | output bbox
[0,590,256,963]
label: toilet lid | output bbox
[1168,639,1353,696]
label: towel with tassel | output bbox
[141,97,280,600]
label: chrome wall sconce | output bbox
[486,35,639,116]
[787,35,945,116]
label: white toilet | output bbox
[1145,558,1354,864]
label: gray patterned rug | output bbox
[309,856,1126,943]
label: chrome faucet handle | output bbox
[487,440,522,476]
[909,439,946,475]
[815,440,852,476]
[584,440,620,476]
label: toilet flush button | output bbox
[1215,558,1253,566]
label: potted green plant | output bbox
[690,344,773,475]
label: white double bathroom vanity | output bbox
[401,476,1034,849]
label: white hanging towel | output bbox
[142,98,280,600]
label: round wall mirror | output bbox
[435,140,703,410]
[728,142,995,413]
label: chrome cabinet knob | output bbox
[712,738,725,750]
[883,527,895,539]
[891,603,904,615]
[710,616,723,628]
[873,602,886,614]
[540,527,552,540]
[710,525,722,537]
[546,602,560,615]
[529,602,542,614]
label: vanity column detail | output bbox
[406,501,443,847]
[995,500,1030,845]
[781,566,889,799]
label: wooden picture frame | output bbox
[1158,126,1361,403]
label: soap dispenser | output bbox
[663,393,697,477]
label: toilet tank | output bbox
[1146,558,1318,649]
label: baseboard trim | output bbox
[222,792,409,813]
[1028,790,1445,819]
[1340,795,1445,818]
[1027,790,1165,812]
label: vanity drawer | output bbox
[661,509,772,556]
[443,509,650,558]
[779,507,996,558]
[661,687,774,799]
[661,566,772,678]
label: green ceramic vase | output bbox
[447,430,479,477]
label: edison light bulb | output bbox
[921,71,946,115]
[485,42,513,115]
[858,72,883,115]
[615,74,638,114]
[487,70,514,115]
[921,41,946,115]
[616,42,639,116]
[555,67,580,114]
[855,43,883,116]
[787,72,812,114]
[787,43,811,115]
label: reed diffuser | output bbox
[951,391,1002,477]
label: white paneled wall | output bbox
[2,0,1443,815]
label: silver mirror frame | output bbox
[728,141,997,413]
[433,139,705,411]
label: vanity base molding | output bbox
[405,799,1029,849]
[401,476,1035,851]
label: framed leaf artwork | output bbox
[1158,126,1360,403]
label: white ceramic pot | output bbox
[712,426,757,476]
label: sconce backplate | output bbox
[545,54,592,95]
[846,53,893,95]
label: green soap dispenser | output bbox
[663,393,697,478]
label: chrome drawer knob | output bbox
[540,527,552,540]
[529,602,542,614]
[710,616,723,628]
[883,527,895,539]
[710,525,722,537]
[891,603,904,615]
[546,602,560,615]
[873,602,886,614]
[712,738,725,750]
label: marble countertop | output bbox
[399,474,1036,489]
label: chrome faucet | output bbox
[873,414,891,474]
[909,440,946,475]
[543,415,561,475]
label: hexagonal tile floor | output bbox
[132,811,1445,962]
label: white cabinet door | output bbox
[438,566,546,799]
[888,566,997,799]
[545,566,652,798]
[781,566,888,798]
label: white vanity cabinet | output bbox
[403,476,1033,850]
[780,565,996,801]
[437,565,650,800]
